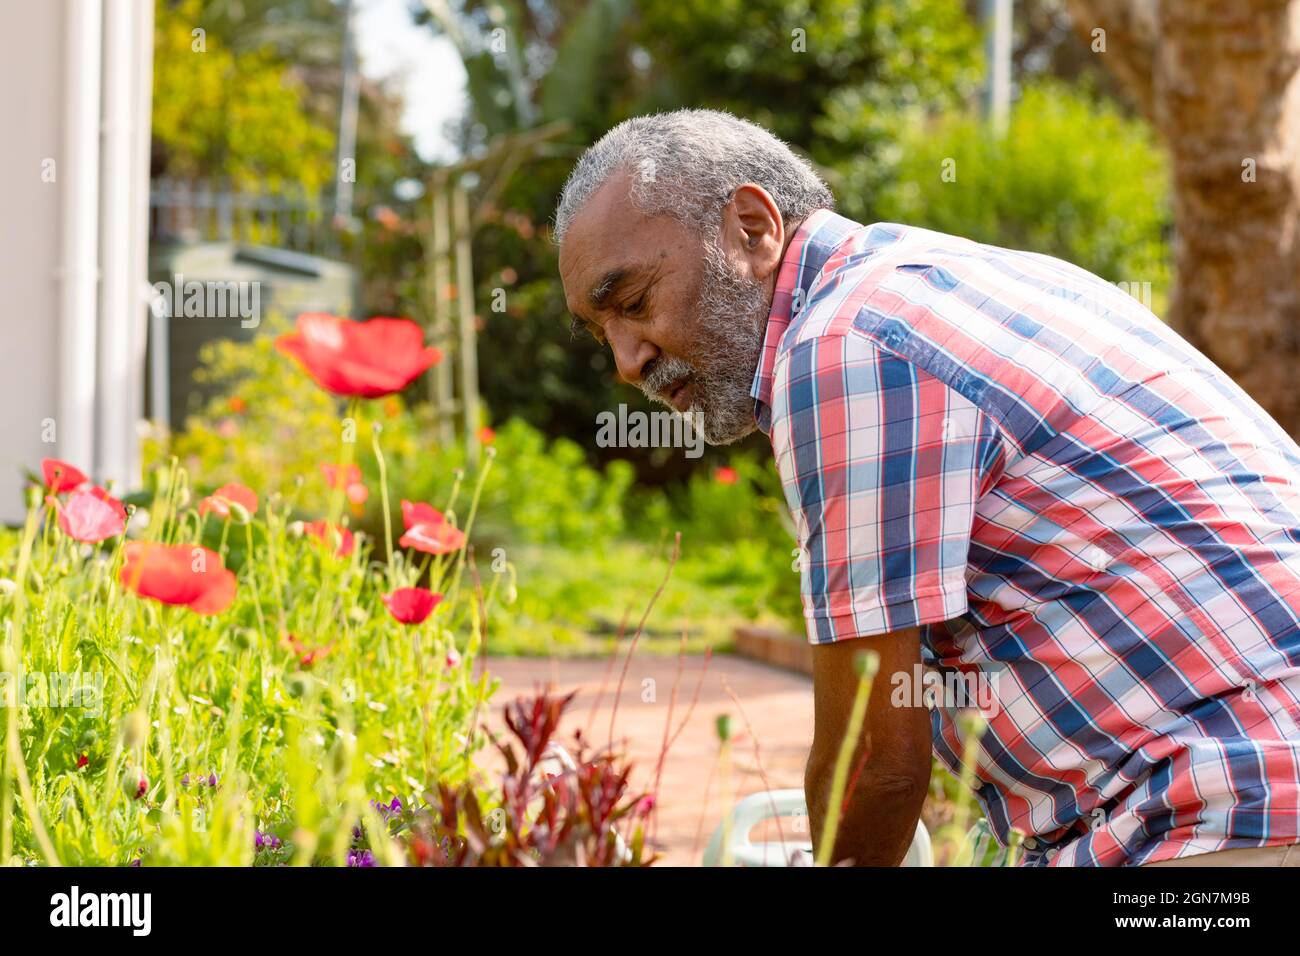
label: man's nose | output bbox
[607,322,658,385]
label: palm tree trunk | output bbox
[1066,0,1300,433]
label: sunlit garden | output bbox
[16,0,1288,880]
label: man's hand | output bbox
[805,628,932,866]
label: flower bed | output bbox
[0,314,652,866]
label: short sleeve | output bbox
[769,333,1004,644]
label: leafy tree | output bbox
[151,0,336,191]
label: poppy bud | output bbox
[715,714,731,742]
[958,711,989,740]
[286,674,308,698]
[123,770,147,800]
[121,709,148,748]
[287,521,305,538]
[0,578,15,598]
[227,501,251,525]
[78,728,99,749]
[854,650,880,679]
[234,628,257,650]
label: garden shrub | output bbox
[870,80,1171,292]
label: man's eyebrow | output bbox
[588,267,633,308]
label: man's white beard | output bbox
[639,240,770,445]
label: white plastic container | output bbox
[703,789,933,867]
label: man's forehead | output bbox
[561,181,668,310]
[561,176,640,269]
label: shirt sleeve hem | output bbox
[803,584,968,644]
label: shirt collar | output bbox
[750,208,859,434]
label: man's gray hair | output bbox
[554,109,834,243]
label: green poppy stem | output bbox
[815,650,879,867]
[370,423,394,586]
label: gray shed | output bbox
[147,242,356,428]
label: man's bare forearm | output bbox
[806,752,929,866]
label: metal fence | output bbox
[148,177,346,256]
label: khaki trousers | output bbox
[1144,843,1300,867]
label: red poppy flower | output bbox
[87,485,128,522]
[76,754,89,769]
[399,521,465,556]
[302,520,355,557]
[477,426,496,445]
[381,587,443,625]
[42,458,88,494]
[399,499,445,530]
[713,466,739,485]
[275,313,443,398]
[321,463,369,505]
[198,482,260,519]
[119,542,237,615]
[52,489,126,543]
[283,632,334,668]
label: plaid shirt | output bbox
[755,209,1300,866]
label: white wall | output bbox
[0,0,64,523]
[0,0,153,524]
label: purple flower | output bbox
[347,849,375,867]
[369,796,402,818]
[181,773,190,787]
[255,830,282,852]
[208,772,218,788]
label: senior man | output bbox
[555,109,1300,867]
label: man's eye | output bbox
[623,296,646,316]
[569,316,605,345]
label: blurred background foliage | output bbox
[146,0,1171,649]
[417,0,1170,479]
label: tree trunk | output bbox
[1066,0,1300,434]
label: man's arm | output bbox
[805,627,932,866]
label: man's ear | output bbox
[726,183,785,282]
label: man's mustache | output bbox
[641,355,695,403]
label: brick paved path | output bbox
[480,654,814,866]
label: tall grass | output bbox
[0,422,498,866]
